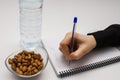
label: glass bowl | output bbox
[5,47,48,78]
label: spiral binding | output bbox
[58,56,120,78]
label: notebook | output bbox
[42,38,120,78]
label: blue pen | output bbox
[68,17,78,65]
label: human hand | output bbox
[59,32,96,60]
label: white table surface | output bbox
[0,0,120,80]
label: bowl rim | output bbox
[5,47,49,78]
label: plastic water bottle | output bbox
[19,0,43,49]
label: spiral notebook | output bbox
[42,39,120,78]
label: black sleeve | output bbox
[88,24,120,48]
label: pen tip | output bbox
[74,17,77,23]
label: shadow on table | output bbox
[12,74,43,80]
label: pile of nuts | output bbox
[8,50,44,75]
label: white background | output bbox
[0,0,120,80]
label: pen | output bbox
[68,17,78,65]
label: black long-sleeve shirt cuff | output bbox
[88,24,120,48]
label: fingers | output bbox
[59,44,70,60]
[69,45,87,60]
[61,32,71,45]
[59,32,72,60]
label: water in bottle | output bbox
[19,0,43,49]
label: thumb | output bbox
[69,46,87,60]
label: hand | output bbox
[59,32,96,60]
